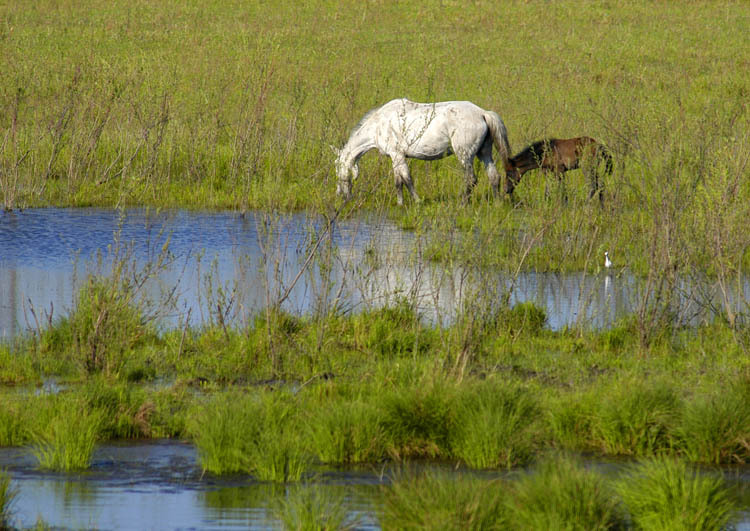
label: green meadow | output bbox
[2,0,750,527]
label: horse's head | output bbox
[331,145,353,199]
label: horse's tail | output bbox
[483,111,512,172]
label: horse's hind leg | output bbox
[478,135,501,198]
[460,156,478,203]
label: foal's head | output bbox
[504,159,522,196]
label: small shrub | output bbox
[616,458,735,530]
[66,278,152,376]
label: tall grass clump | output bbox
[505,455,624,531]
[545,391,597,451]
[189,391,308,482]
[380,380,457,459]
[32,401,103,471]
[591,379,680,457]
[273,485,356,531]
[616,458,736,531]
[306,399,386,464]
[678,385,750,464]
[379,469,506,530]
[0,469,17,530]
[0,401,27,447]
[450,380,538,469]
[353,301,435,359]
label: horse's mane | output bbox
[348,102,385,138]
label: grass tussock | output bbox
[379,468,506,530]
[272,486,357,531]
[616,458,736,531]
[189,391,308,481]
[450,380,538,469]
[505,455,624,531]
[31,400,103,471]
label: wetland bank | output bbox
[2,0,750,528]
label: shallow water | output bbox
[1,208,746,339]
[0,440,381,529]
[1,440,749,530]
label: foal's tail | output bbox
[598,142,613,175]
[483,111,512,172]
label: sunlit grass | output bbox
[616,458,736,531]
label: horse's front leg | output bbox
[392,157,420,206]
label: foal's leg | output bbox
[585,163,603,204]
[478,135,501,198]
[556,170,568,204]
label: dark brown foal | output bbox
[505,136,612,202]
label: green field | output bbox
[2,0,749,272]
[2,1,750,527]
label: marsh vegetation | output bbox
[1,0,749,527]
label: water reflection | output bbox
[1,208,747,339]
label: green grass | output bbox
[450,380,538,469]
[379,468,507,530]
[505,455,624,530]
[1,0,749,276]
[189,391,309,481]
[0,469,17,529]
[272,485,357,531]
[31,400,103,471]
[616,458,736,531]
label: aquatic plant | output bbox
[591,379,680,457]
[273,485,358,531]
[450,380,538,469]
[544,391,597,452]
[190,391,309,482]
[306,399,386,465]
[379,380,457,459]
[379,468,506,530]
[616,458,736,530]
[32,401,104,471]
[0,400,27,447]
[0,469,17,530]
[677,385,750,464]
[505,455,624,530]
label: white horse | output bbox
[333,98,512,205]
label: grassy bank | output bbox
[2,298,750,468]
